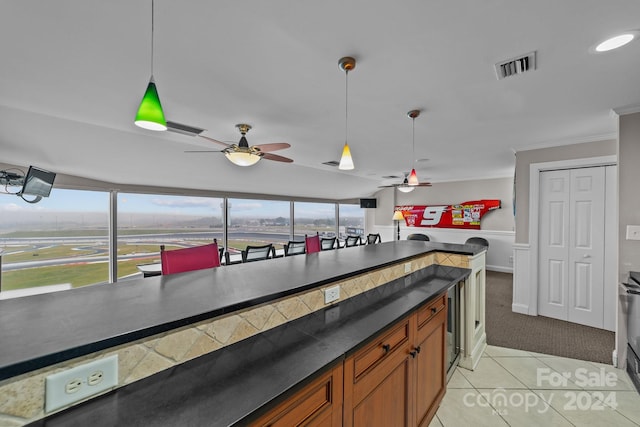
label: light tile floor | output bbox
[430,345,640,427]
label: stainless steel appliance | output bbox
[622,272,640,393]
[446,281,461,379]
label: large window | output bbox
[339,203,365,239]
[293,202,336,240]
[0,188,109,296]
[117,193,223,280]
[0,187,362,295]
[227,198,290,257]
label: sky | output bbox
[0,188,363,219]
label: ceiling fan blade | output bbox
[198,135,231,147]
[262,152,294,163]
[417,182,433,186]
[254,142,291,152]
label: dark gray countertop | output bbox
[27,264,469,427]
[0,241,480,381]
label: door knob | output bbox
[583,254,591,258]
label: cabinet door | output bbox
[351,357,411,427]
[252,363,343,427]
[344,318,411,427]
[414,306,447,427]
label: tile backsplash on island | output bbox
[0,251,471,426]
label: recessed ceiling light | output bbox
[417,158,430,162]
[594,33,636,52]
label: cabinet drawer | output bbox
[252,364,343,427]
[353,318,410,380]
[417,293,446,329]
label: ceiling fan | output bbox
[379,172,432,193]
[185,124,293,167]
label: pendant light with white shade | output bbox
[134,0,167,131]
[407,109,420,186]
[338,57,356,170]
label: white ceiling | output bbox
[1,0,639,200]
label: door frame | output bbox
[528,156,616,316]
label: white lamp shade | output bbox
[339,143,354,170]
[225,151,261,167]
[397,185,415,193]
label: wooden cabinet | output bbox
[251,363,343,427]
[414,294,447,427]
[252,292,447,427]
[344,292,448,427]
[343,318,412,427]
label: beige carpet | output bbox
[485,271,615,364]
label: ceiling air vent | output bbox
[323,160,340,167]
[166,121,206,137]
[494,51,536,80]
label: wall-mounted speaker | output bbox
[360,198,377,208]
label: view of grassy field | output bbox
[2,260,142,291]
[2,244,180,263]
[1,224,349,292]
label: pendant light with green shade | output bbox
[135,0,167,131]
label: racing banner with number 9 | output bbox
[393,200,501,229]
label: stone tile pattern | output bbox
[0,252,464,425]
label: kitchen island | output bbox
[0,241,486,426]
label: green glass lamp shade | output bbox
[135,77,167,131]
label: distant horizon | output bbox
[0,188,364,231]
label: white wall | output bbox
[617,110,640,367]
[367,177,515,272]
[514,140,616,243]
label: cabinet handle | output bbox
[431,307,437,314]
[382,344,391,353]
[409,346,421,358]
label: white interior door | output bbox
[539,170,570,320]
[567,167,605,328]
[538,167,606,328]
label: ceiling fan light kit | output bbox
[190,123,293,166]
[224,150,261,167]
[135,0,167,131]
[338,56,356,170]
[225,124,262,166]
[397,178,415,193]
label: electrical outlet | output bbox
[45,355,118,413]
[627,225,640,240]
[509,256,513,264]
[324,285,340,304]
[404,262,412,274]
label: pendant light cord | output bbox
[412,116,415,167]
[151,0,155,77]
[345,69,349,145]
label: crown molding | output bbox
[612,104,640,116]
[511,132,617,153]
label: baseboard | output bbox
[487,265,513,273]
